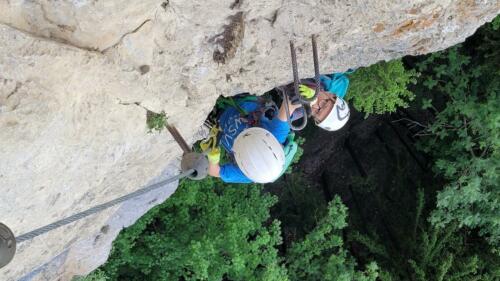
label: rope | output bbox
[16,169,194,243]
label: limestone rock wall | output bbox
[0,0,498,280]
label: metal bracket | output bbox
[0,223,16,269]
[283,35,321,131]
[181,152,209,180]
[166,124,208,180]
[166,124,192,154]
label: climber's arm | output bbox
[206,149,252,183]
[207,147,221,178]
[208,161,221,177]
[218,163,253,183]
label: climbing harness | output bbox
[278,34,321,131]
[0,124,208,269]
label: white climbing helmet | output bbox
[316,97,350,131]
[232,127,285,183]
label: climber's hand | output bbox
[299,84,315,99]
[207,147,221,164]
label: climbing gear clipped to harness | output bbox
[232,127,285,183]
[200,125,220,153]
[278,34,321,131]
[216,94,258,116]
[217,96,248,116]
[200,121,222,164]
[0,124,207,269]
[216,94,279,128]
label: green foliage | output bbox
[270,173,327,245]
[99,178,287,281]
[146,110,167,133]
[415,18,500,247]
[348,60,418,116]
[78,17,500,281]
[72,270,109,281]
[406,225,485,281]
[350,190,500,281]
[86,177,375,281]
[286,196,379,281]
[490,15,500,30]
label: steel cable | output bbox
[16,169,194,243]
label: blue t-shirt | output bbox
[218,101,290,183]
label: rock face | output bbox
[0,0,498,280]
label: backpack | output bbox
[319,69,354,99]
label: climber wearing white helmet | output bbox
[231,127,286,183]
[287,70,351,131]
[203,96,301,184]
[202,71,352,183]
[300,84,350,131]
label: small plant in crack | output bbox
[146,110,167,133]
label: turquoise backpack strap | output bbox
[279,133,299,177]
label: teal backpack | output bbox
[319,69,354,99]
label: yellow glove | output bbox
[207,147,221,164]
[299,84,315,99]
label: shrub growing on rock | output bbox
[348,60,418,116]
